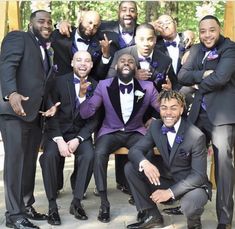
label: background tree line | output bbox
[20,1,225,39]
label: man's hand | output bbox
[100,33,112,59]
[79,78,91,98]
[203,70,214,79]
[135,69,152,80]
[39,102,61,117]
[67,138,79,153]
[183,30,195,48]
[9,92,29,116]
[58,20,72,37]
[56,138,72,157]
[141,160,160,185]
[150,189,172,203]
[162,76,172,91]
[150,20,164,34]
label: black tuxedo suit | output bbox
[51,28,111,80]
[40,73,98,203]
[0,30,55,222]
[125,119,211,223]
[178,36,235,225]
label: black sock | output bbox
[72,198,81,208]
[99,191,110,207]
[49,199,57,210]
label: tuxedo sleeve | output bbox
[128,123,156,169]
[0,31,24,98]
[80,81,103,119]
[199,44,235,94]
[170,132,208,198]
[178,45,204,86]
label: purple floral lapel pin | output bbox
[207,48,219,60]
[175,135,184,144]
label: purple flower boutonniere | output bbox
[155,72,164,82]
[86,82,93,98]
[91,42,98,48]
[93,51,100,58]
[150,61,158,68]
[178,43,186,52]
[207,49,219,60]
[175,135,184,144]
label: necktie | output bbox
[164,41,177,47]
[161,125,176,135]
[119,83,133,94]
[138,57,152,63]
[77,38,90,45]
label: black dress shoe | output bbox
[48,208,61,225]
[5,217,14,228]
[127,215,164,229]
[13,218,39,229]
[70,204,88,220]
[97,206,110,223]
[217,224,232,229]
[116,184,130,195]
[25,206,47,220]
[162,206,183,215]
[128,195,135,205]
[137,210,147,222]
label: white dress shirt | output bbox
[119,25,134,45]
[137,51,153,70]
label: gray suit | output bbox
[178,36,235,225]
[125,119,211,224]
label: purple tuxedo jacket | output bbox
[80,77,159,138]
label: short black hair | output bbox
[30,10,50,22]
[199,15,221,27]
[158,90,186,109]
[119,1,137,11]
[136,23,155,35]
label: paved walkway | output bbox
[0,148,234,228]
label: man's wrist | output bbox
[75,136,84,144]
[168,188,175,199]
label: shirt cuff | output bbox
[102,56,111,64]
[139,159,148,172]
[78,96,86,103]
[168,188,175,199]
[53,136,63,143]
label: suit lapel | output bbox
[158,124,170,163]
[67,74,76,118]
[107,77,124,123]
[169,119,186,164]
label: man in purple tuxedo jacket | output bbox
[80,53,159,223]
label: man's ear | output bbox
[71,60,74,67]
[115,64,117,71]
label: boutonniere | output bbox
[175,135,184,144]
[150,61,158,68]
[93,51,100,58]
[207,48,219,60]
[86,82,93,98]
[91,41,98,48]
[178,43,186,52]
[134,90,144,102]
[154,72,165,82]
[52,64,58,73]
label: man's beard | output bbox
[119,18,137,33]
[117,67,135,83]
[32,27,50,46]
[78,23,93,40]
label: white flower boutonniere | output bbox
[134,90,144,102]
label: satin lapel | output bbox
[67,74,76,118]
[159,129,170,163]
[126,79,146,125]
[169,119,186,164]
[131,46,141,69]
[107,77,124,123]
[28,31,44,71]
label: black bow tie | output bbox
[161,125,176,134]
[77,38,90,45]
[138,57,152,63]
[164,41,177,47]
[119,83,133,94]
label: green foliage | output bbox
[20,0,225,36]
